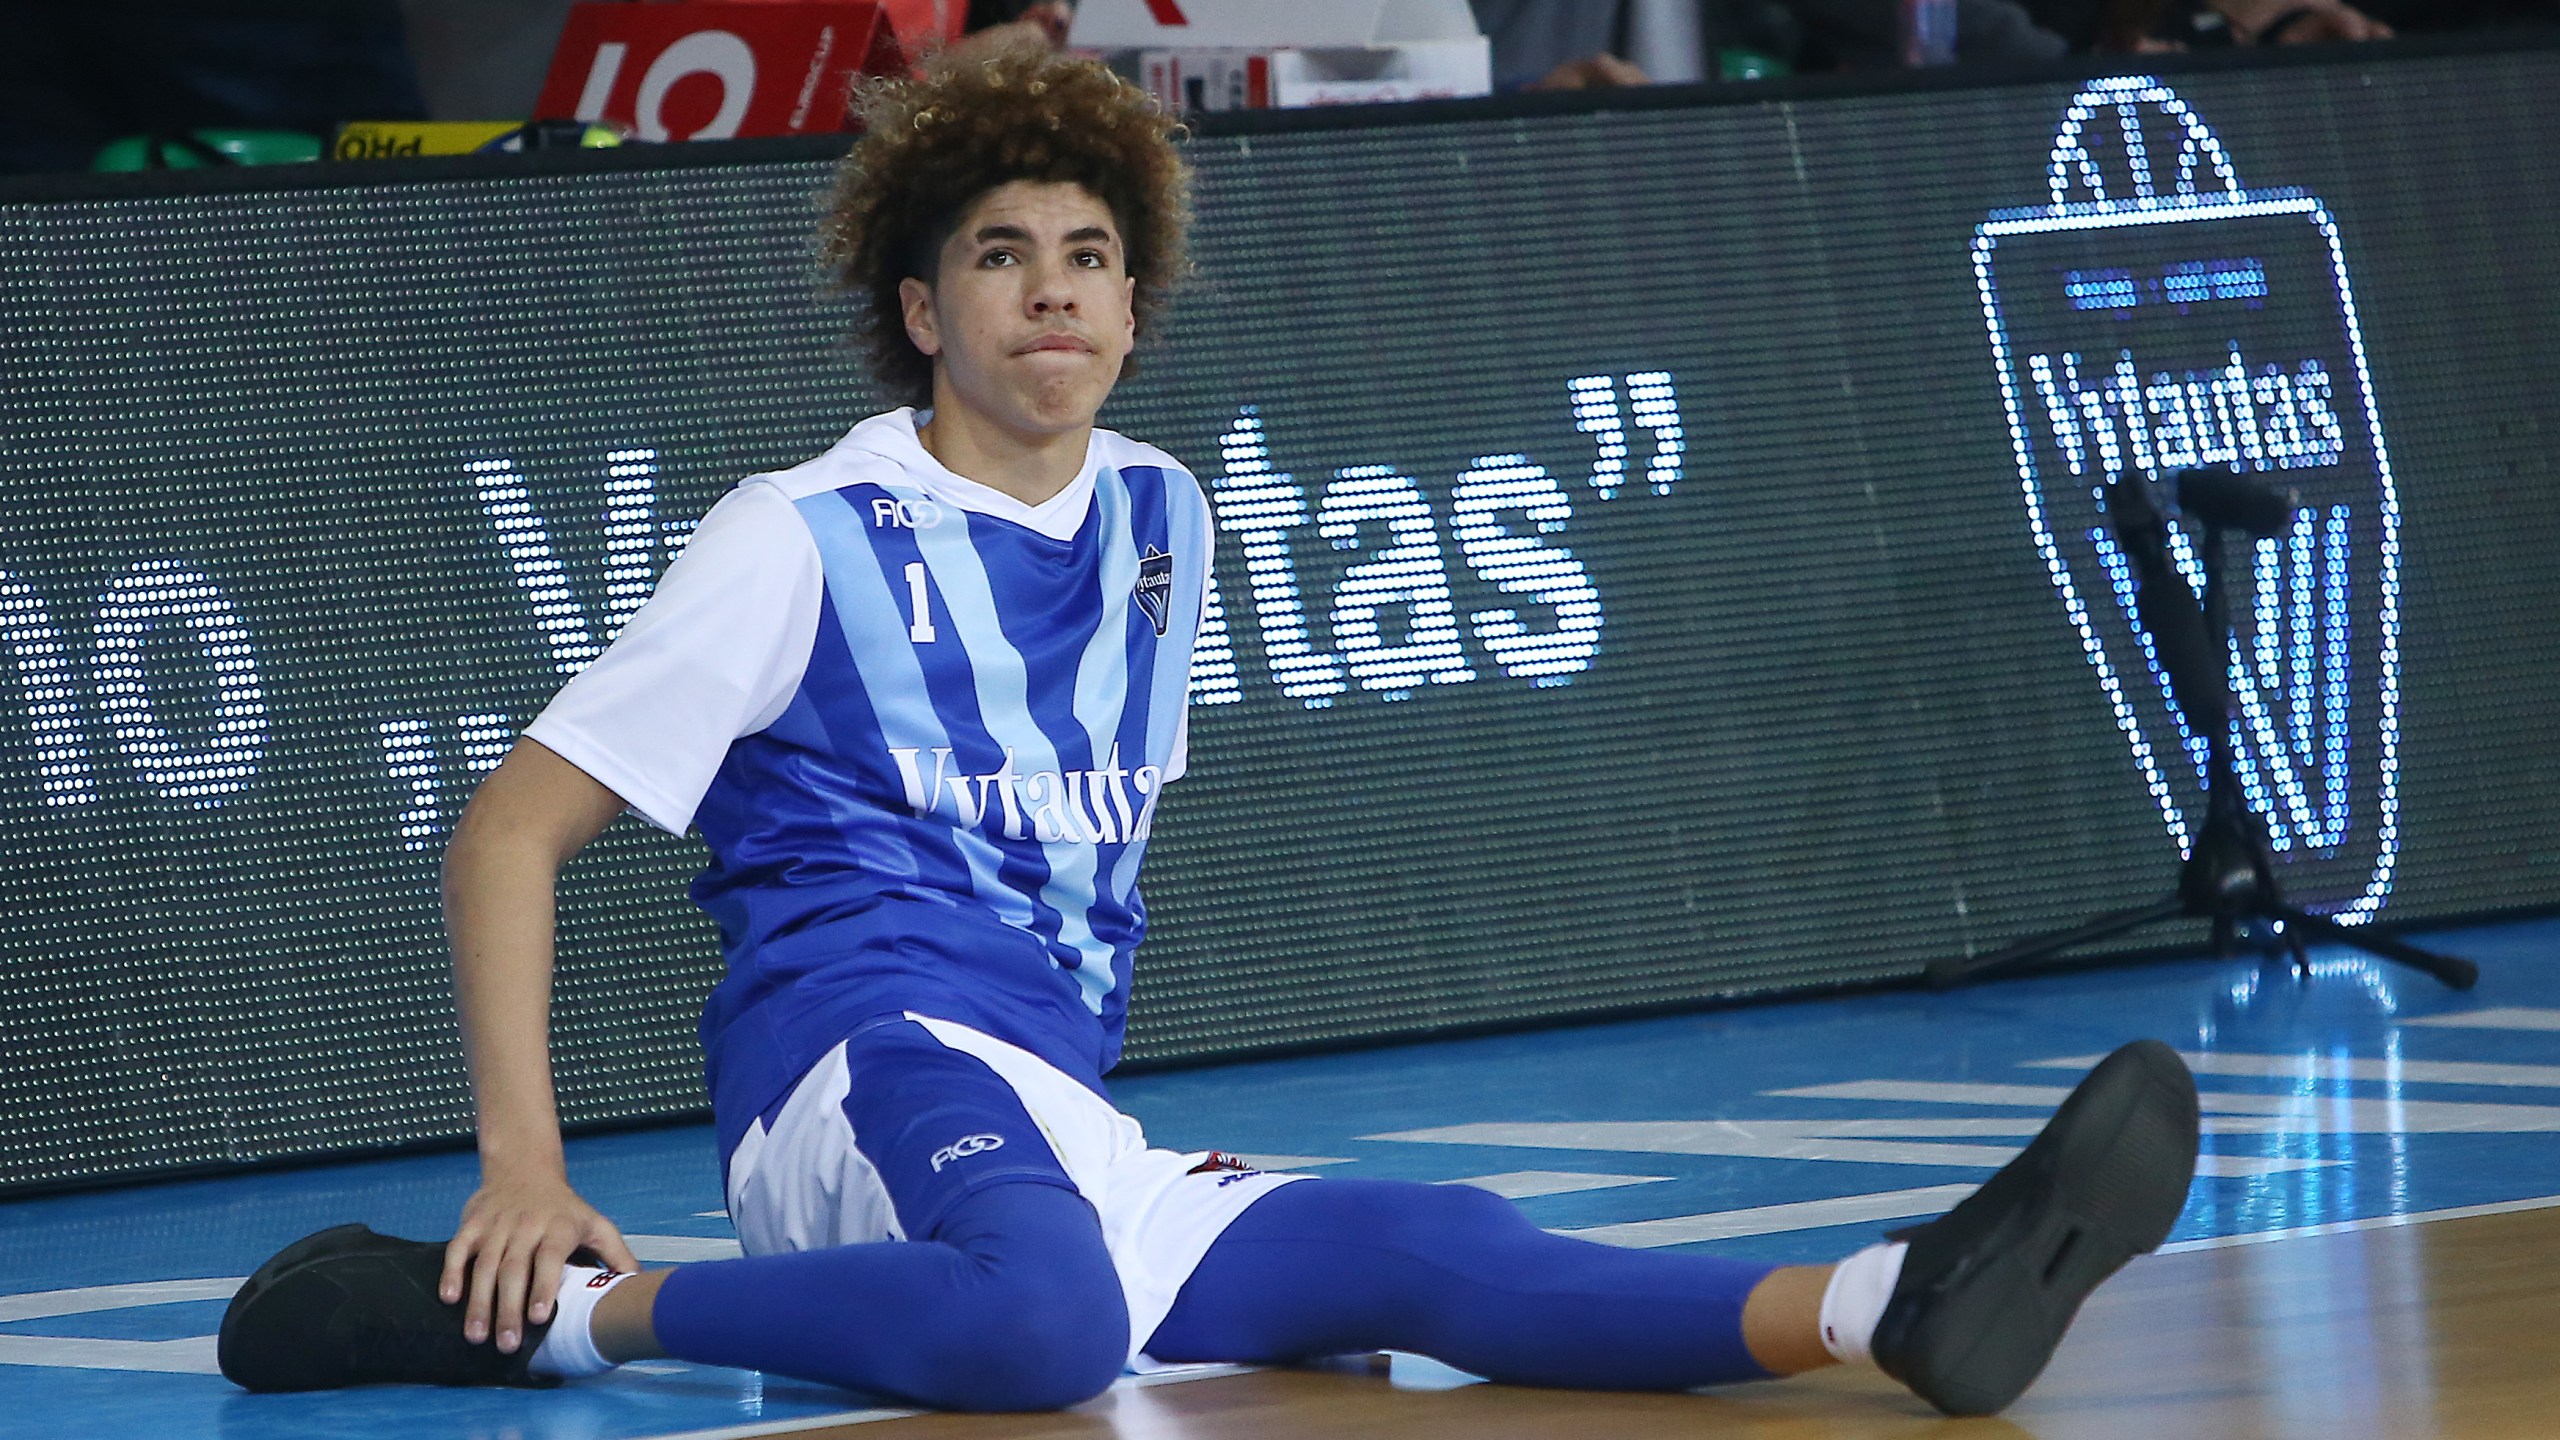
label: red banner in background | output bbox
[698,0,967,49]
[877,0,968,49]
[535,3,908,141]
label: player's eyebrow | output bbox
[968,224,1117,247]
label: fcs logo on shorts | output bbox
[1973,77,2405,921]
[929,1133,1006,1173]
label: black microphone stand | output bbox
[1928,469,2477,991]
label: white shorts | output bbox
[722,1013,1306,1365]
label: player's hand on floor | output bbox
[442,1170,641,1354]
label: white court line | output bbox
[1446,1171,1670,1200]
[1774,1080,2560,1132]
[643,1404,918,1439]
[1373,1119,2323,1176]
[0,1277,240,1323]
[1227,1154,1355,1171]
[2160,1192,2560,1252]
[2031,1050,2560,1089]
[0,1335,219,1375]
[2402,1007,2560,1032]
[629,1235,747,1263]
[1558,1184,1977,1248]
[640,1364,1253,1440]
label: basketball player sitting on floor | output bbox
[218,50,2201,1418]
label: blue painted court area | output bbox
[4,914,2555,1440]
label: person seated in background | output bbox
[953,0,1075,59]
[1469,0,2412,86]
[0,0,424,175]
[2027,0,2394,52]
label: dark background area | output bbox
[1,45,2554,1192]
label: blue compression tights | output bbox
[652,1176,1779,1409]
[653,1181,1128,1411]
[1149,1178,1777,1390]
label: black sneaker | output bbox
[1870,1038,2200,1417]
[219,1223,559,1392]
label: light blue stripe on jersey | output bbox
[906,483,1128,1013]
[1068,463,1141,826]
[795,489,1039,936]
[1111,475,1206,908]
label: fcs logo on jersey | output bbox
[1973,78,2405,920]
[870,495,946,529]
[1134,545,1174,637]
[930,1133,1006,1172]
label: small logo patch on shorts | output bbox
[930,1133,1006,1172]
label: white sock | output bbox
[1818,1241,1908,1365]
[528,1264,630,1379]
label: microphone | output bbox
[2108,474,2230,731]
[2175,466,2300,540]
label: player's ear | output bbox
[900,276,941,358]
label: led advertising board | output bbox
[3,50,2557,1189]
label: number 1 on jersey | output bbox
[903,561,937,644]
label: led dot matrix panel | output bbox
[3,46,2557,1190]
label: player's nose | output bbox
[1024,258,1078,313]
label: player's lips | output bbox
[1015,333,1094,354]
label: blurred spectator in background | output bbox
[9,0,2539,176]
[2027,0,2394,50]
[1469,0,2465,86]
[955,0,1074,56]
[1470,0,2062,83]
[403,0,579,125]
[1783,0,2065,67]
[0,0,426,174]
[0,0,1067,174]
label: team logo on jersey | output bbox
[888,742,1167,844]
[1133,545,1174,637]
[929,1133,1006,1172]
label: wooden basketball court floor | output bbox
[5,915,2558,1440]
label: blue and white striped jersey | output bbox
[526,409,1212,1154]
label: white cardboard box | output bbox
[1265,40,1489,105]
[1136,40,1488,110]
[1086,0,1491,109]
[1071,0,1480,48]
[1138,50,1272,112]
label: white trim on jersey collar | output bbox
[838,407,1099,543]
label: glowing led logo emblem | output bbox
[1973,77,2403,920]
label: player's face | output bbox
[900,180,1137,440]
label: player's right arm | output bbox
[428,478,824,1354]
[438,737,643,1355]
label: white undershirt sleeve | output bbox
[524,482,822,835]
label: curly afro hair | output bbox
[821,49,1191,409]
